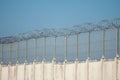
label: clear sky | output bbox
[0,0,120,37]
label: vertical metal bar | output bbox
[43,37,46,61]
[34,39,37,62]
[25,40,28,63]
[76,34,79,61]
[53,37,56,61]
[1,44,3,64]
[116,28,119,58]
[88,32,90,59]
[102,30,105,59]
[16,42,19,63]
[9,43,12,64]
[1,44,4,63]
[0,44,1,63]
[65,36,67,61]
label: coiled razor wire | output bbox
[0,18,120,44]
[0,18,120,65]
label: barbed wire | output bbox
[0,18,120,44]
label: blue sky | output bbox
[0,0,120,37]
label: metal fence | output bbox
[0,18,120,65]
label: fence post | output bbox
[34,39,37,62]
[65,36,68,62]
[33,39,37,80]
[102,30,105,59]
[116,28,119,58]
[43,37,46,61]
[16,42,19,64]
[52,37,56,80]
[86,32,90,80]
[0,44,3,80]
[41,37,46,80]
[25,40,28,63]
[88,32,90,59]
[0,44,3,64]
[76,34,79,61]
[53,37,56,61]
[9,43,12,64]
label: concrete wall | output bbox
[0,59,120,80]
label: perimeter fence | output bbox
[0,18,120,65]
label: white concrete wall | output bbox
[54,63,64,80]
[17,65,24,80]
[0,59,120,80]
